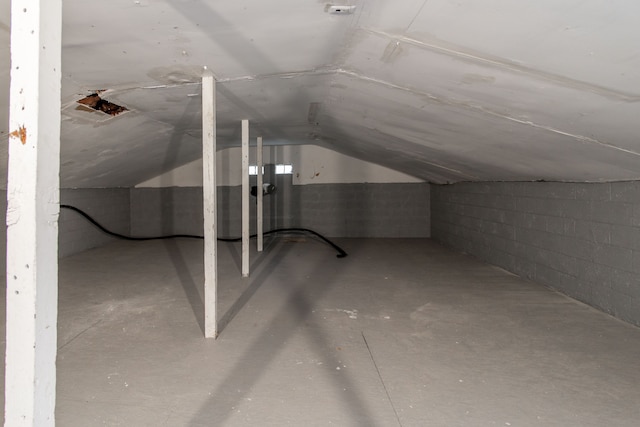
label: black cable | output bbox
[228,228,348,258]
[60,205,203,241]
[60,204,347,258]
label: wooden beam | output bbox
[257,136,264,252]
[202,68,217,338]
[5,0,62,424]
[242,120,250,277]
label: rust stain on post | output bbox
[9,126,27,144]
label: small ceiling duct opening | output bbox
[308,102,321,125]
[77,93,128,116]
[328,5,356,14]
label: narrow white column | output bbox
[241,120,250,277]
[202,68,218,338]
[5,0,62,425]
[256,136,264,252]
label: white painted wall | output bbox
[136,144,423,187]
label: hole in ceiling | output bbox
[77,93,128,116]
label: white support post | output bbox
[257,136,264,252]
[5,0,62,425]
[241,120,250,277]
[202,68,218,338]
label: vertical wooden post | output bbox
[257,136,264,252]
[241,120,250,277]
[5,0,62,424]
[202,68,218,338]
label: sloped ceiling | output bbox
[1,0,640,187]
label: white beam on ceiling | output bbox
[5,0,62,424]
[202,68,218,338]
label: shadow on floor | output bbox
[164,239,206,335]
[188,242,384,426]
[217,242,290,336]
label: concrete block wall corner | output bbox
[431,180,640,326]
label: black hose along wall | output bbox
[0,182,429,269]
[60,204,347,258]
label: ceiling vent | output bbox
[307,102,321,125]
[328,5,356,14]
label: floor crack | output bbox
[58,319,103,351]
[362,331,403,427]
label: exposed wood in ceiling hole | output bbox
[77,93,128,116]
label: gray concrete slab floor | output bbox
[2,238,640,426]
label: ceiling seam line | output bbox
[496,116,640,157]
[361,28,640,102]
[332,69,640,156]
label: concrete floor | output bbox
[2,237,640,426]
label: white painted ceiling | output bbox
[2,0,640,187]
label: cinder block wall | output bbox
[129,187,205,237]
[130,181,431,238]
[431,181,640,325]
[291,182,430,237]
[0,181,428,267]
[129,186,257,238]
